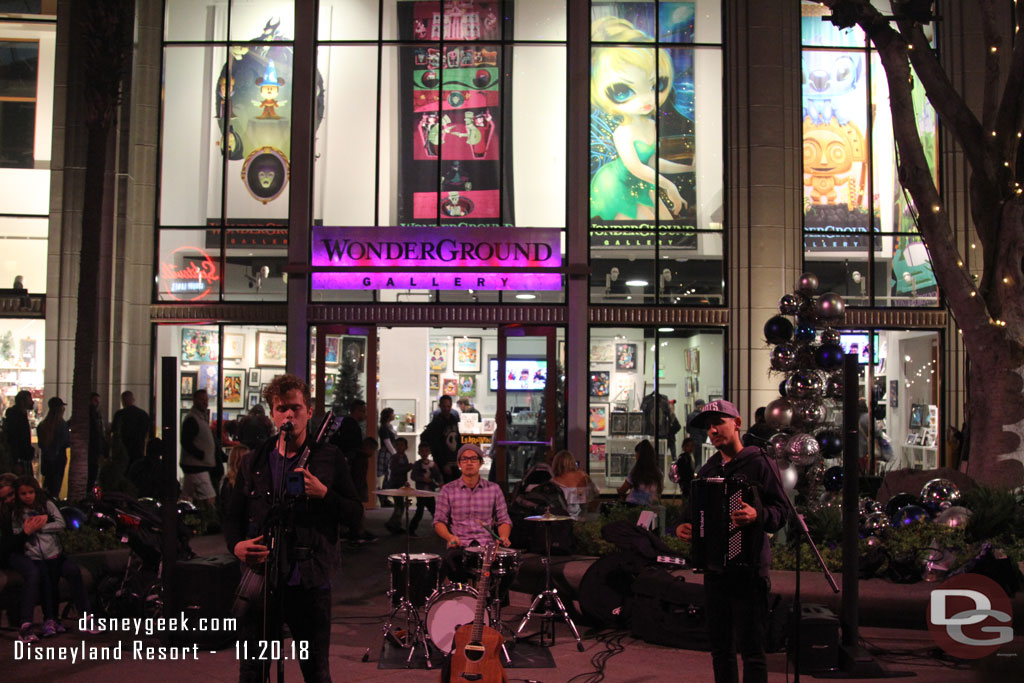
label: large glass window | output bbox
[588,326,725,495]
[0,39,37,168]
[800,1,939,307]
[589,1,724,306]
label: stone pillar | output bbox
[724,0,804,421]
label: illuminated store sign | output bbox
[311,226,562,291]
[160,246,220,301]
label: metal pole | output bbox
[160,356,178,646]
[841,352,859,648]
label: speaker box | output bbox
[630,568,710,651]
[787,603,840,673]
[171,554,241,649]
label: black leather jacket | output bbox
[224,437,362,589]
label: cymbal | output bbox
[375,487,438,498]
[524,513,573,522]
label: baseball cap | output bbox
[687,399,741,430]
[48,397,67,410]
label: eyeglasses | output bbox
[457,457,481,463]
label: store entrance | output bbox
[314,324,563,496]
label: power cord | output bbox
[565,629,628,683]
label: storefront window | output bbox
[588,2,724,306]
[588,326,725,495]
[800,1,939,308]
[0,317,43,417]
[0,216,46,292]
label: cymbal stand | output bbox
[363,493,433,668]
[514,521,584,652]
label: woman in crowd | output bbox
[617,438,663,505]
[377,407,397,506]
[36,397,71,498]
[551,450,599,520]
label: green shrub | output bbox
[59,525,121,554]
[961,486,1024,543]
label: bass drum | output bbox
[424,584,489,654]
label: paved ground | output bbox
[3,508,1022,682]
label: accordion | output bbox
[689,476,759,572]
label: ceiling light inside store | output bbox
[515,293,536,300]
[625,280,648,287]
[658,328,675,333]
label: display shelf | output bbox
[903,444,938,470]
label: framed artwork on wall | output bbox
[247,392,261,409]
[181,327,219,363]
[343,337,366,372]
[453,337,482,373]
[429,342,448,371]
[458,374,476,397]
[442,377,458,397]
[256,331,287,366]
[223,369,245,408]
[180,371,197,400]
[615,343,637,371]
[223,333,245,360]
[589,341,614,363]
[19,339,36,366]
[247,369,260,388]
[627,412,644,435]
[200,364,218,397]
[589,404,609,436]
[324,336,341,366]
[609,411,628,436]
[589,371,610,397]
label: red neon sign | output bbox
[160,246,220,301]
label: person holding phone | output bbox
[225,373,361,683]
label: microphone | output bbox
[280,421,295,442]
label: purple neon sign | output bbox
[311,226,562,291]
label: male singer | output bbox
[674,400,789,683]
[433,443,511,582]
[225,373,361,683]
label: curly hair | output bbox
[262,373,311,408]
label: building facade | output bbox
[28,0,975,496]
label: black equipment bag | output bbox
[577,552,646,628]
[630,567,710,651]
[172,553,241,649]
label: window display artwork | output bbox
[343,337,366,372]
[223,369,245,408]
[398,1,508,226]
[590,442,606,462]
[213,18,325,206]
[589,371,610,397]
[429,373,441,391]
[180,371,197,400]
[200,364,218,397]
[248,368,260,387]
[453,337,481,372]
[458,374,476,397]
[429,342,448,371]
[615,343,636,371]
[181,327,219,362]
[442,376,458,397]
[589,404,609,436]
[223,333,245,359]
[609,411,628,436]
[590,341,614,363]
[589,5,697,230]
[256,331,287,366]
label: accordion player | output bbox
[689,476,761,572]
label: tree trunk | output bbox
[965,338,1024,487]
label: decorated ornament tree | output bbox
[762,272,848,508]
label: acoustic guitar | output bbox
[442,543,508,682]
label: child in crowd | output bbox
[10,476,90,641]
[408,442,440,538]
[385,437,413,534]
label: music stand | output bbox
[513,513,585,652]
[363,486,438,668]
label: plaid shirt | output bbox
[434,477,512,546]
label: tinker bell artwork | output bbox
[213,18,325,205]
[398,1,505,226]
[589,4,697,228]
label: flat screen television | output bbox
[839,333,879,365]
[488,358,547,391]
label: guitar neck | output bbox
[472,567,490,642]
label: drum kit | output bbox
[366,485,525,667]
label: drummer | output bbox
[433,443,512,583]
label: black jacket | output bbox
[682,445,790,577]
[224,437,362,589]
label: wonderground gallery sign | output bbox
[311,226,562,291]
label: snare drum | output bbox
[463,546,521,597]
[387,553,441,607]
[424,584,488,654]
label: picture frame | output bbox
[324,373,336,396]
[223,333,245,360]
[181,327,219,363]
[429,373,441,391]
[256,331,287,366]
[589,404,609,436]
[324,335,341,366]
[429,342,448,371]
[458,374,476,397]
[223,369,245,408]
[247,392,261,409]
[19,338,36,366]
[615,343,637,371]
[247,368,260,388]
[589,341,614,363]
[627,411,644,435]
[692,348,700,373]
[906,433,918,445]
[609,412,628,436]
[342,336,366,372]
[453,337,482,373]
[199,364,218,397]
[589,442,606,463]
[180,371,197,400]
[442,377,458,397]
[589,371,610,397]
